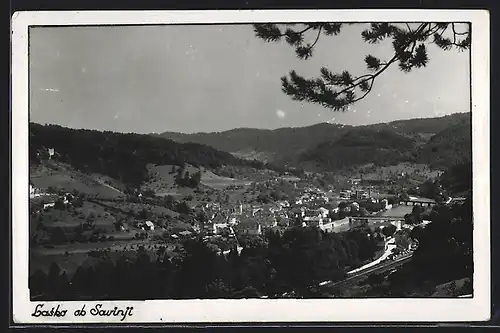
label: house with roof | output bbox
[200,222,215,235]
[303,209,333,228]
[179,230,193,238]
[278,200,290,208]
[303,210,323,227]
[213,222,229,234]
[252,207,263,216]
[228,215,239,225]
[48,148,55,159]
[234,217,262,236]
[289,207,305,219]
[30,183,36,198]
[350,178,362,186]
[144,221,155,231]
[276,215,290,228]
[318,207,330,218]
[208,212,229,234]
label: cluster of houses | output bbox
[30,183,74,211]
[339,188,371,201]
[187,186,394,237]
[294,187,330,206]
[193,201,291,237]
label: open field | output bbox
[30,162,125,199]
[30,241,181,276]
[94,199,180,218]
[31,201,116,231]
[143,163,252,192]
[357,163,442,181]
[201,177,252,189]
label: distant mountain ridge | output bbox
[158,122,354,162]
[158,112,471,170]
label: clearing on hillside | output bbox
[143,164,251,193]
[30,161,125,199]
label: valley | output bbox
[28,112,473,300]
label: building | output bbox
[228,216,239,225]
[318,207,330,218]
[339,190,352,200]
[303,209,332,228]
[179,230,193,238]
[48,148,55,159]
[350,202,360,211]
[144,221,155,231]
[350,178,362,186]
[234,218,262,235]
[354,190,369,200]
[213,223,229,234]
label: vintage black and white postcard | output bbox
[11,9,490,324]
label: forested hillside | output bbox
[159,112,471,171]
[29,123,267,188]
[297,129,416,171]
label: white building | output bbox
[213,223,229,234]
[48,148,55,159]
[318,207,330,218]
[145,221,155,231]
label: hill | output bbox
[141,163,252,197]
[158,112,471,169]
[297,129,417,171]
[29,123,268,189]
[414,121,472,169]
[158,122,353,162]
[30,161,125,199]
[361,112,470,140]
[298,118,471,172]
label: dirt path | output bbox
[93,178,124,195]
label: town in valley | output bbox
[28,22,473,300]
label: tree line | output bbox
[29,123,276,188]
[30,225,382,300]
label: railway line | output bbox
[321,254,413,290]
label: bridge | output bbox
[399,198,436,207]
[348,216,404,225]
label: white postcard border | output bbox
[12,9,490,324]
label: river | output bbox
[380,205,413,217]
[329,204,414,233]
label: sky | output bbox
[29,23,470,134]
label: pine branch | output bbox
[336,23,429,105]
[451,23,458,44]
[351,78,375,103]
[423,23,445,39]
[255,21,470,111]
[310,26,323,49]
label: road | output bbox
[321,254,413,290]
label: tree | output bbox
[359,207,369,217]
[143,189,156,198]
[176,201,192,215]
[338,201,349,210]
[50,227,67,245]
[382,224,397,237]
[366,273,385,287]
[189,171,202,188]
[54,198,66,210]
[254,22,470,111]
